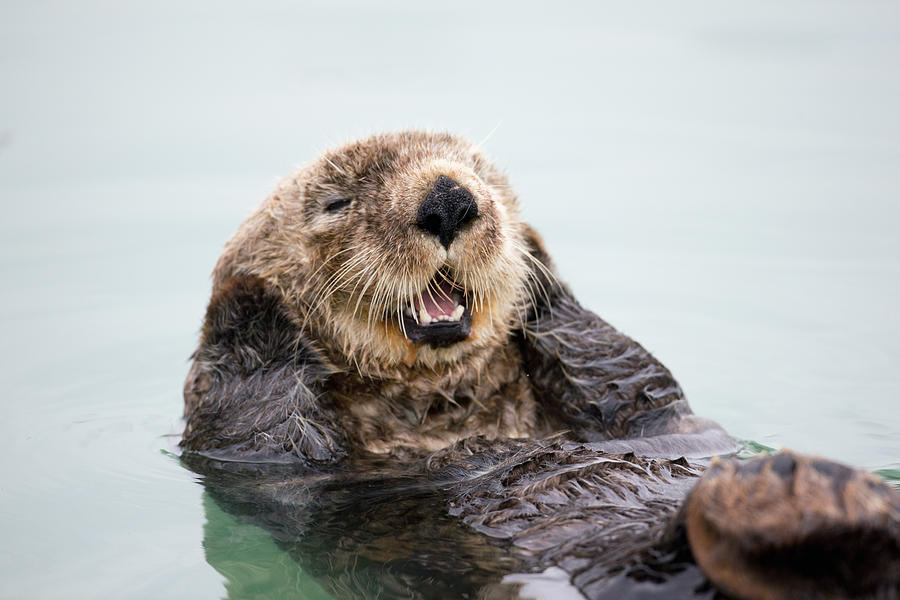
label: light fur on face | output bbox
[211,131,552,376]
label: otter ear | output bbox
[181,275,346,463]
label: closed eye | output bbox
[326,198,352,213]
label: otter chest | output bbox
[326,345,539,455]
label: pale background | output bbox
[1,1,898,598]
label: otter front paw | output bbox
[684,451,899,600]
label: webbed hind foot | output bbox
[684,451,900,600]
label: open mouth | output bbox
[401,276,472,347]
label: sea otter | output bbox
[182,131,899,599]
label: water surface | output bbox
[1,1,899,598]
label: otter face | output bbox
[220,131,543,373]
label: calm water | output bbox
[1,1,899,598]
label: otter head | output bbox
[213,131,546,375]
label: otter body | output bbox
[182,131,698,462]
[182,132,899,599]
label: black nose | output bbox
[416,175,479,249]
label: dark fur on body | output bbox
[182,131,900,599]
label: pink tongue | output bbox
[416,280,457,317]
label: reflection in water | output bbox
[186,439,718,600]
[193,458,527,599]
[201,493,333,600]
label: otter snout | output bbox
[415,175,479,249]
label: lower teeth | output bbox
[405,305,465,325]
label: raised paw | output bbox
[684,451,900,600]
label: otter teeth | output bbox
[406,301,465,325]
[450,304,464,320]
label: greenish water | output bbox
[199,492,332,600]
[1,1,899,598]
